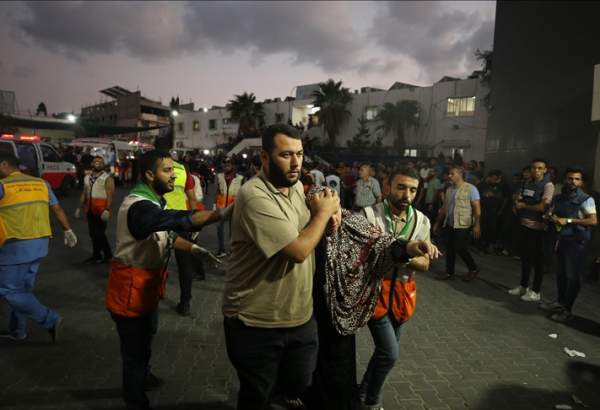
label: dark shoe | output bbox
[82,256,101,265]
[97,255,113,264]
[176,302,190,317]
[144,373,165,391]
[462,269,479,282]
[551,310,573,323]
[435,273,454,280]
[49,317,63,344]
[539,300,564,313]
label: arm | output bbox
[185,189,197,210]
[471,199,481,239]
[434,203,447,231]
[556,213,597,227]
[105,176,115,210]
[50,204,73,231]
[516,201,548,212]
[173,236,194,252]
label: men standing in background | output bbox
[76,156,114,264]
[509,159,554,302]
[0,152,77,342]
[354,163,382,211]
[434,165,481,281]
[215,157,244,258]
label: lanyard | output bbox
[383,200,413,239]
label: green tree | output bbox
[347,115,371,150]
[311,79,353,146]
[226,92,265,139]
[376,100,420,154]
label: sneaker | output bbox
[508,286,526,296]
[176,302,190,317]
[144,372,165,391]
[539,300,564,313]
[0,332,27,342]
[521,290,541,302]
[462,269,480,282]
[551,310,573,323]
[216,251,227,258]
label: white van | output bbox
[0,135,77,194]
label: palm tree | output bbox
[226,92,265,139]
[312,79,353,146]
[376,100,420,154]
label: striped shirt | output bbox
[354,177,381,208]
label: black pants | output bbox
[224,316,318,410]
[111,309,158,410]
[519,225,546,292]
[87,212,112,259]
[174,233,204,304]
[556,237,587,311]
[444,227,478,275]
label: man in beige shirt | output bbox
[223,123,340,409]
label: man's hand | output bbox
[472,223,481,240]
[407,240,441,260]
[515,201,525,210]
[556,217,568,226]
[74,208,81,219]
[100,210,110,222]
[191,244,222,265]
[64,229,78,248]
[309,188,340,218]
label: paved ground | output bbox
[1,185,600,410]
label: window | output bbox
[446,97,476,117]
[275,113,284,123]
[209,119,217,130]
[40,144,60,162]
[365,106,379,121]
[15,142,38,175]
[193,120,200,131]
[0,141,14,155]
[403,148,417,157]
[222,118,231,125]
[177,122,184,132]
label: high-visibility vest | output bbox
[0,172,52,247]
[84,171,111,216]
[164,161,188,211]
[106,190,170,317]
[215,173,243,209]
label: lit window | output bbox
[193,120,200,131]
[365,106,379,121]
[446,97,476,117]
[403,148,417,157]
[209,119,217,130]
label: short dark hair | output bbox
[139,150,171,183]
[262,123,301,153]
[390,167,420,182]
[0,152,19,168]
[566,167,585,180]
[531,158,547,166]
[448,164,465,175]
[488,169,502,177]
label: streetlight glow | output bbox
[203,107,208,113]
[203,149,210,155]
[66,114,77,123]
[171,110,179,117]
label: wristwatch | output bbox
[567,218,573,224]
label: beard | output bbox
[389,196,411,211]
[268,156,299,188]
[153,178,173,195]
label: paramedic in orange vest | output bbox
[105,150,224,410]
[0,152,78,343]
[360,167,432,409]
[76,156,114,263]
[215,157,243,257]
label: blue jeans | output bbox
[360,315,403,405]
[556,237,587,311]
[0,261,61,339]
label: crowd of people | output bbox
[1,123,599,410]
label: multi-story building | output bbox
[81,86,173,143]
[485,2,600,186]
[0,90,16,115]
[174,78,489,161]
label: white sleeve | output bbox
[581,197,596,214]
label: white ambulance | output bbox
[0,134,77,194]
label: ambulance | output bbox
[0,134,77,194]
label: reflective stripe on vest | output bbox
[164,161,188,210]
[216,173,243,209]
[85,172,110,215]
[0,172,51,247]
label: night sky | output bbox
[0,1,495,114]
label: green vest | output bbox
[164,161,188,211]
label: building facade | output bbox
[174,78,489,161]
[81,86,172,142]
[485,2,600,184]
[0,90,16,115]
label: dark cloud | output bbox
[12,65,35,78]
[354,58,403,76]
[369,2,494,81]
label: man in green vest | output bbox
[164,151,204,316]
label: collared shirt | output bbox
[0,178,58,265]
[223,172,314,328]
[354,177,382,208]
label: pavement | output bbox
[1,185,600,410]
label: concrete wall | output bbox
[486,2,600,181]
[175,78,489,161]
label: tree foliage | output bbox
[347,115,371,150]
[376,100,420,154]
[312,79,353,146]
[226,92,265,139]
